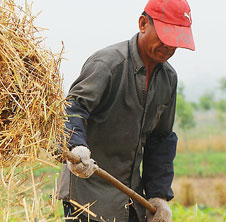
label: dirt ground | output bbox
[172,176,226,207]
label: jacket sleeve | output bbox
[65,59,112,149]
[64,100,89,149]
[142,75,178,201]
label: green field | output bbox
[170,202,226,222]
[174,151,226,177]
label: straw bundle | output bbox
[0,0,67,167]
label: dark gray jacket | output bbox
[57,34,178,222]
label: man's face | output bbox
[139,16,177,64]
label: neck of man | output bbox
[137,37,159,90]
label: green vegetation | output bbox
[219,77,226,92]
[170,202,226,222]
[174,151,226,177]
[172,80,226,221]
[176,84,195,131]
[199,91,215,111]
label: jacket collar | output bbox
[129,33,145,74]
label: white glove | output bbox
[146,198,172,222]
[67,145,98,178]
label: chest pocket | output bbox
[143,103,168,134]
[156,104,168,120]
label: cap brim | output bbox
[153,19,195,51]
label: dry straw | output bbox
[0,0,67,167]
[180,178,196,207]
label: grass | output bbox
[0,162,64,221]
[0,199,64,222]
[32,165,61,193]
[174,151,226,177]
[170,202,226,222]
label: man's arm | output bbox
[64,60,112,178]
[143,74,177,222]
[143,132,177,200]
[65,100,89,149]
[143,74,178,200]
[65,59,112,149]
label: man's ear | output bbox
[139,15,147,33]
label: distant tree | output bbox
[176,85,196,130]
[216,78,226,124]
[199,91,215,110]
[219,77,226,92]
[217,99,226,112]
[190,101,199,111]
[216,103,226,125]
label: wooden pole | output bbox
[63,150,157,214]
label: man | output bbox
[57,0,195,221]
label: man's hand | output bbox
[146,198,172,222]
[67,145,98,178]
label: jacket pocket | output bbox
[143,104,168,133]
[156,104,168,119]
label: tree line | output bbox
[176,77,226,131]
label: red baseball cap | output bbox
[144,0,195,50]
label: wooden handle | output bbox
[95,167,156,214]
[63,150,157,214]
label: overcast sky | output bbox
[16,0,226,101]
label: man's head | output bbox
[138,12,177,64]
[138,0,194,64]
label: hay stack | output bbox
[0,0,67,167]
